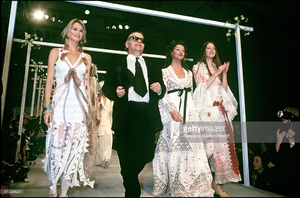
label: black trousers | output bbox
[114,102,156,197]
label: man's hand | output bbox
[116,86,125,97]
[150,82,161,93]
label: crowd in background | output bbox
[234,107,299,197]
[1,113,46,187]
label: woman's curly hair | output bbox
[163,40,188,70]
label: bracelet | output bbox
[43,104,53,114]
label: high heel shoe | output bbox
[49,190,57,197]
[213,184,229,197]
[104,160,110,169]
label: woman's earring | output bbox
[65,37,69,45]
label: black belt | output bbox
[128,101,149,107]
[167,87,192,124]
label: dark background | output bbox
[1,1,299,123]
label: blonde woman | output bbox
[43,18,94,197]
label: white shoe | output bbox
[49,190,57,197]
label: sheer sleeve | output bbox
[192,62,210,119]
[158,68,179,124]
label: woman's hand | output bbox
[222,62,230,75]
[43,112,53,127]
[287,128,295,139]
[214,64,225,77]
[170,111,183,122]
[276,129,286,144]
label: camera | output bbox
[277,110,295,133]
[277,110,295,120]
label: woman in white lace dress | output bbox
[43,18,94,197]
[193,41,241,197]
[151,40,214,197]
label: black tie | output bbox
[134,57,147,97]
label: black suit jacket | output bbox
[102,57,166,132]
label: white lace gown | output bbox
[192,62,241,184]
[42,48,94,192]
[152,66,214,197]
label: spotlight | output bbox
[83,20,87,24]
[85,10,90,15]
[33,10,44,20]
[44,14,49,20]
[118,24,123,29]
[112,25,116,29]
[104,20,110,29]
[125,25,130,29]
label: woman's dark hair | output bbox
[163,40,188,70]
[198,41,223,81]
[254,153,269,167]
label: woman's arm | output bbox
[43,48,58,127]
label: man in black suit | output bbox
[102,31,166,197]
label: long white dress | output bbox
[192,62,241,184]
[42,48,94,192]
[92,94,114,167]
[152,66,214,197]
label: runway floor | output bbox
[7,150,284,197]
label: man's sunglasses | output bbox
[128,36,145,43]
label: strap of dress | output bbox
[65,53,84,69]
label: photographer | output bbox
[272,107,299,197]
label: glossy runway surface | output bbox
[8,150,284,197]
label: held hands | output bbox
[170,110,183,122]
[214,62,230,77]
[150,82,161,93]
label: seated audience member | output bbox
[251,154,275,192]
